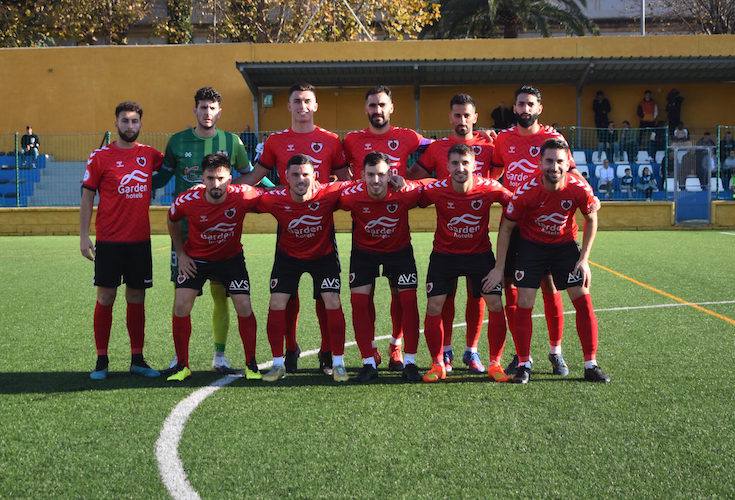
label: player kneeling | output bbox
[165,153,262,382]
[483,139,610,384]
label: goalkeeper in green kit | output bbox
[154,86,273,374]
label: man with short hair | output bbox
[411,93,502,374]
[256,154,350,383]
[242,83,349,375]
[491,85,580,377]
[80,101,163,380]
[165,153,262,382]
[20,125,40,167]
[482,139,609,384]
[339,151,426,382]
[342,85,430,370]
[153,86,261,374]
[419,144,513,383]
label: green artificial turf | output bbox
[0,231,733,498]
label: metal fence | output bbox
[1,126,733,208]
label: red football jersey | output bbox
[416,132,498,179]
[82,141,163,243]
[338,180,425,252]
[168,184,261,261]
[504,173,596,245]
[419,176,511,255]
[492,125,576,192]
[257,181,350,260]
[343,126,425,178]
[258,127,347,184]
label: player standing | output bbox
[153,86,262,374]
[418,144,513,383]
[241,83,348,376]
[411,93,502,374]
[339,152,426,382]
[80,101,162,380]
[342,85,430,370]
[492,85,576,377]
[165,153,262,381]
[483,139,610,384]
[256,155,350,383]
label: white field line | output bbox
[719,232,735,236]
[155,298,735,499]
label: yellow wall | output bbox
[3,202,734,236]
[2,35,735,137]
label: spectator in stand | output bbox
[490,101,515,130]
[722,150,735,192]
[672,122,689,143]
[254,133,268,163]
[697,131,716,148]
[665,89,684,133]
[697,132,717,187]
[720,130,735,164]
[600,121,619,162]
[597,159,615,198]
[619,167,634,198]
[636,166,657,201]
[636,90,658,148]
[619,120,638,164]
[593,90,611,151]
[20,125,40,168]
[581,170,590,183]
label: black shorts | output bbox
[425,250,501,298]
[175,252,251,295]
[513,238,583,290]
[503,226,521,279]
[94,240,152,289]
[349,245,418,290]
[270,251,341,296]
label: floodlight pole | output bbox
[641,0,646,36]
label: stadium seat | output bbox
[636,151,652,163]
[616,164,631,178]
[591,151,607,164]
[618,151,629,164]
[676,150,687,163]
[666,178,675,192]
[594,164,604,178]
[576,164,589,177]
[685,177,703,192]
[572,150,587,165]
[710,177,724,192]
[637,164,653,177]
[655,150,666,164]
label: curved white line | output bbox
[156,298,735,498]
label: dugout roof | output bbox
[235,56,735,94]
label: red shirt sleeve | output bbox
[82,151,103,191]
[150,148,164,171]
[332,141,348,172]
[258,136,277,171]
[503,192,525,221]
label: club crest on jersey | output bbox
[529,146,541,157]
[311,142,323,153]
[426,282,434,293]
[308,202,320,211]
[471,199,483,210]
[270,278,278,289]
[387,140,399,151]
[136,156,147,167]
[472,145,482,155]
[176,274,187,285]
[561,199,573,211]
[349,272,355,283]
[514,270,525,282]
[225,208,236,219]
[386,202,398,213]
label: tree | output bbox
[155,0,194,44]
[60,0,153,45]
[650,0,735,34]
[0,1,59,47]
[421,0,598,39]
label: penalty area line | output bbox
[155,297,735,499]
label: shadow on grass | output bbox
[0,368,586,395]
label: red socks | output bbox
[424,313,444,364]
[237,313,257,364]
[326,307,346,356]
[398,290,420,355]
[267,308,287,357]
[284,295,299,351]
[172,315,192,367]
[487,310,507,364]
[93,302,113,355]
[441,293,455,346]
[350,293,374,358]
[465,295,484,350]
[513,307,534,363]
[390,292,403,344]
[316,298,330,352]
[504,283,518,338]
[543,290,565,348]
[572,294,598,362]
[126,302,145,355]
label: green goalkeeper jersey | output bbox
[153,128,250,193]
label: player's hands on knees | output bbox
[574,259,592,288]
[80,236,95,261]
[390,174,406,190]
[482,267,504,294]
[177,252,197,278]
